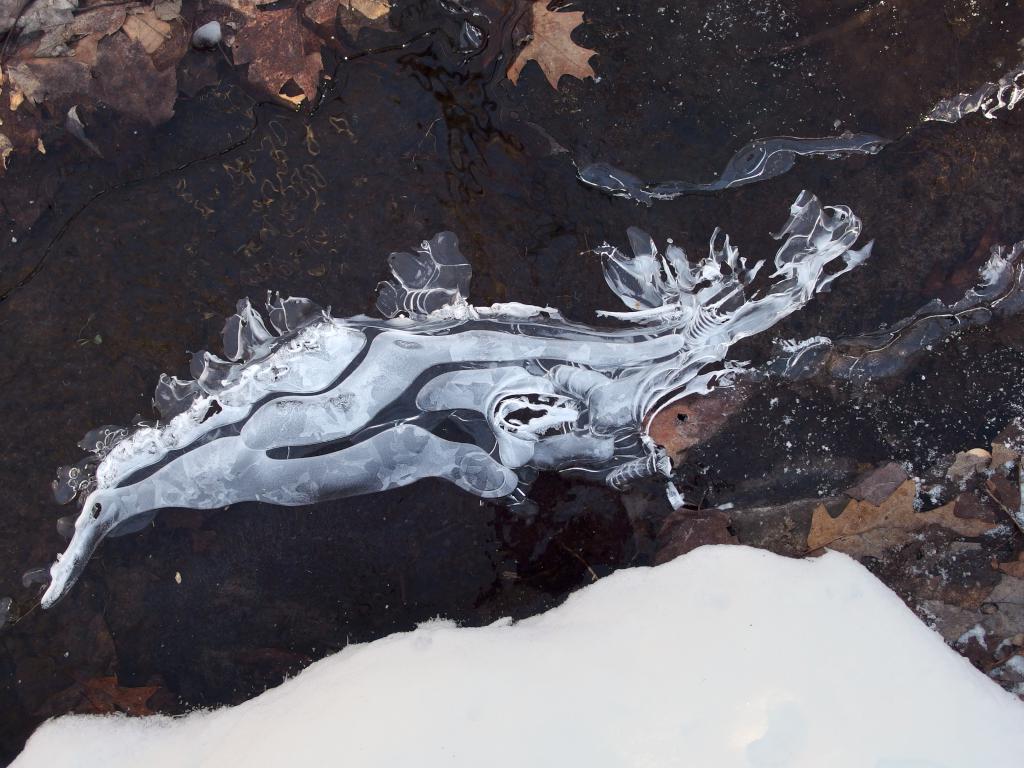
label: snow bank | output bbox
[15,547,1024,767]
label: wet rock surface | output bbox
[1,0,1024,761]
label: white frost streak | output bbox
[15,548,1024,768]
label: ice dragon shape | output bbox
[39,191,871,607]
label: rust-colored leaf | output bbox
[507,2,597,89]
[73,676,160,716]
[232,7,323,105]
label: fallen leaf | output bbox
[13,0,77,35]
[93,34,178,124]
[232,7,322,105]
[6,45,94,106]
[348,0,389,20]
[69,5,128,37]
[507,2,597,89]
[74,675,159,716]
[997,554,1024,579]
[153,0,181,22]
[122,8,173,55]
[807,480,1000,555]
[303,0,391,40]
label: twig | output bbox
[556,540,598,582]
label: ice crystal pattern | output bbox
[40,191,871,607]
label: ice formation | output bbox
[577,133,888,204]
[769,240,1024,381]
[39,191,871,608]
[926,62,1024,123]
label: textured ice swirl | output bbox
[39,191,871,607]
[577,133,888,205]
[925,62,1024,123]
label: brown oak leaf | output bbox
[807,480,1000,558]
[507,2,597,89]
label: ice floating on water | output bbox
[577,133,888,204]
[770,240,1024,381]
[14,548,1024,767]
[926,62,1024,123]
[40,192,872,608]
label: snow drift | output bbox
[15,547,1024,767]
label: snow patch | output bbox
[14,547,1024,768]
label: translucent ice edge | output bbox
[38,191,871,608]
[770,240,1024,381]
[925,62,1024,123]
[577,133,889,205]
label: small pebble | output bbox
[192,20,222,50]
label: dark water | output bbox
[2,0,1024,760]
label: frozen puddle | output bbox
[14,547,1024,767]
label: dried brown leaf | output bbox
[997,554,1024,579]
[303,0,391,37]
[153,0,181,22]
[348,0,389,20]
[73,676,159,716]
[93,33,178,124]
[507,3,596,89]
[122,8,173,55]
[807,480,999,556]
[69,5,129,37]
[232,7,322,104]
